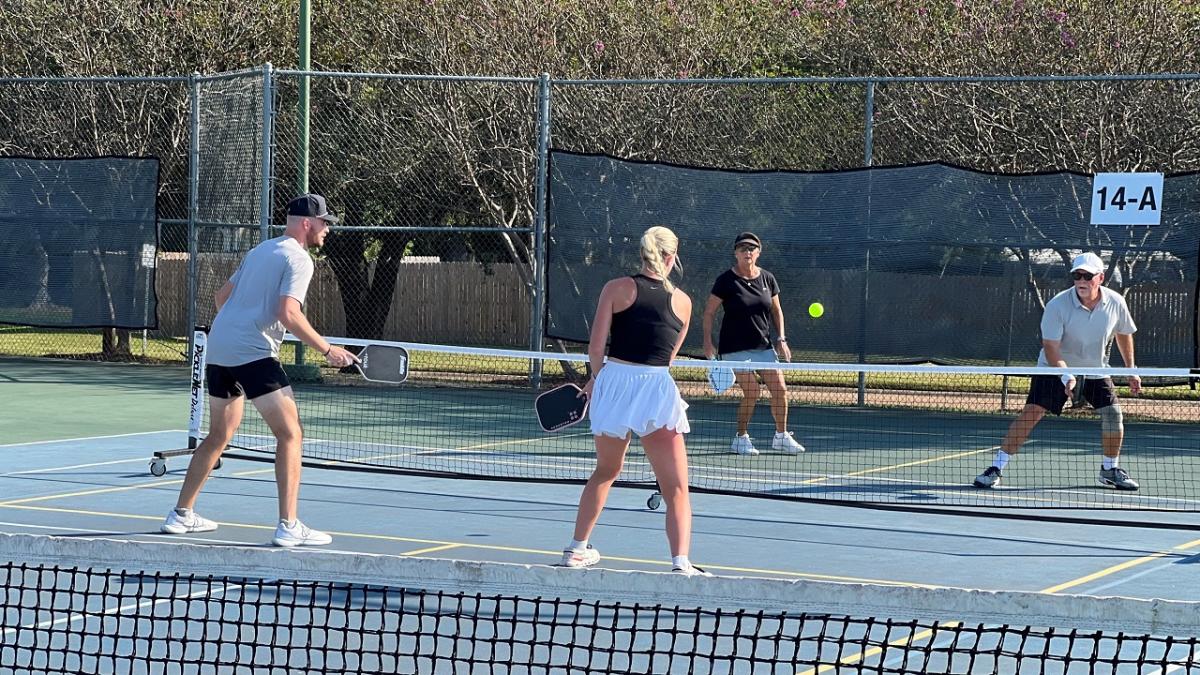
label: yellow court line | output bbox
[799,621,965,675]
[0,480,184,506]
[0,503,935,587]
[797,539,1200,674]
[401,543,464,556]
[1038,551,1175,594]
[799,446,997,485]
[0,428,594,508]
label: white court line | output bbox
[875,615,1198,675]
[4,582,245,636]
[0,521,129,534]
[1083,560,1180,596]
[0,430,189,449]
[2,457,157,477]
[0,522,250,547]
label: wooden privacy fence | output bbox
[157,255,531,347]
[157,255,1193,361]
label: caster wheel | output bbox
[149,458,167,477]
[646,492,662,511]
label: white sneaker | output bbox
[272,519,332,547]
[731,434,759,456]
[161,509,218,534]
[673,563,713,577]
[772,431,806,454]
[560,545,600,568]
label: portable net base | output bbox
[2,533,1197,674]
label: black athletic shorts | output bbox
[206,358,290,400]
[1026,374,1117,415]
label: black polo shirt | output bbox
[711,268,780,354]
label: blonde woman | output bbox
[561,226,708,576]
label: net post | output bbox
[529,72,552,389]
[187,329,209,448]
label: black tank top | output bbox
[607,275,684,367]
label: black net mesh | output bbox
[177,338,1200,512]
[3,534,1197,674]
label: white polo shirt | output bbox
[206,236,315,367]
[1037,286,1136,374]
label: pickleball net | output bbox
[3,533,1197,674]
[170,334,1200,512]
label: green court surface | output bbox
[0,357,189,444]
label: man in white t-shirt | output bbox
[161,194,358,546]
[974,252,1142,492]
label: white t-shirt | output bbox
[206,236,314,367]
[1037,286,1137,374]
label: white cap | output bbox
[1070,252,1104,275]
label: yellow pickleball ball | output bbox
[808,302,824,318]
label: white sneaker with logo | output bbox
[771,431,806,454]
[161,509,218,535]
[272,519,333,547]
[560,545,600,568]
[731,434,759,456]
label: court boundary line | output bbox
[796,535,1200,674]
[0,503,929,587]
[0,429,189,449]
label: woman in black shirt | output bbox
[702,232,805,456]
[560,226,708,576]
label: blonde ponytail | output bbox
[640,226,680,292]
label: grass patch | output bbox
[0,326,188,363]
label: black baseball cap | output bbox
[286,193,339,224]
[733,232,761,248]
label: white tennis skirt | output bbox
[590,361,690,439]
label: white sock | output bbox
[1102,457,1118,470]
[993,450,1012,470]
[174,507,192,517]
[672,555,690,569]
[568,539,588,552]
[281,519,298,529]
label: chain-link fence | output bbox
[268,72,541,347]
[0,75,192,362]
[2,70,1199,364]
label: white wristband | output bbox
[1060,374,1073,385]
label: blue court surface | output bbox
[3,358,1199,673]
[2,428,1198,594]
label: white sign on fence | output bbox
[1090,172,1163,226]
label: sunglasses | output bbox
[735,244,759,253]
[1071,271,1096,281]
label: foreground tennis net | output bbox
[170,335,1200,511]
[2,533,1197,674]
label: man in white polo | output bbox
[974,252,1141,491]
[161,193,358,546]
